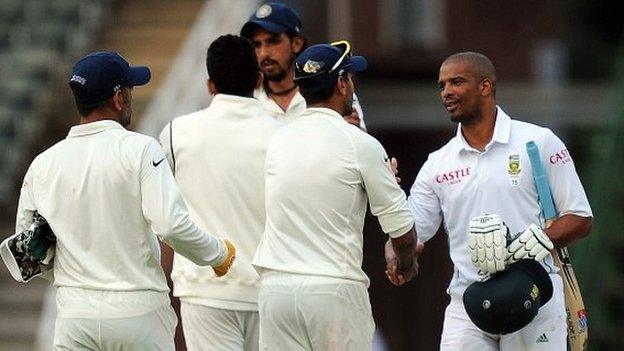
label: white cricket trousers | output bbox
[440,273,566,351]
[180,302,259,351]
[52,287,177,351]
[258,271,375,351]
[53,303,176,350]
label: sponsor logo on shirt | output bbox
[549,148,572,165]
[153,158,166,167]
[435,167,471,185]
[536,333,549,343]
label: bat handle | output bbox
[544,218,573,265]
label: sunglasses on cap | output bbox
[329,40,352,74]
[294,40,365,82]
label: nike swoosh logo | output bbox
[153,158,166,167]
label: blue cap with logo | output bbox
[69,51,151,104]
[294,41,367,85]
[463,259,553,335]
[241,2,302,38]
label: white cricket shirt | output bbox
[407,106,592,299]
[16,120,227,317]
[254,86,367,129]
[254,86,306,125]
[253,107,414,286]
[159,94,283,311]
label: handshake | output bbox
[468,214,554,275]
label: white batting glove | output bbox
[506,224,554,264]
[468,214,509,275]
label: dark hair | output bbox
[296,78,336,105]
[70,85,110,117]
[206,35,259,97]
[443,51,497,95]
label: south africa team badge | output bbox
[507,154,521,186]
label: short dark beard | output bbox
[264,57,294,82]
[120,89,132,127]
[451,108,481,126]
[265,69,288,82]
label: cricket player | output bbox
[158,35,282,351]
[400,52,593,350]
[16,51,235,351]
[241,2,367,130]
[253,42,419,351]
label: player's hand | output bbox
[468,214,508,274]
[343,110,362,128]
[384,239,419,286]
[212,239,236,277]
[506,224,554,264]
[390,157,401,184]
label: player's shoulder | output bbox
[427,136,459,163]
[508,118,561,149]
[510,119,551,137]
[170,108,207,129]
[348,123,380,145]
[30,139,66,168]
[158,108,207,142]
[108,128,160,157]
[338,123,387,159]
[249,103,285,129]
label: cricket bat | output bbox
[526,141,588,351]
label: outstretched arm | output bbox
[385,227,420,286]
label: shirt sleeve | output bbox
[540,129,593,218]
[140,138,226,266]
[407,158,443,243]
[13,161,55,282]
[356,136,414,238]
[15,163,37,234]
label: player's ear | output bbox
[111,89,123,111]
[207,79,217,96]
[291,36,304,55]
[336,75,348,95]
[480,78,493,97]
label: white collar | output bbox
[453,106,511,154]
[67,120,125,138]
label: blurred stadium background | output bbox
[0,0,621,350]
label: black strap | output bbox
[169,120,176,176]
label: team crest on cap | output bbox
[256,4,272,18]
[530,284,540,300]
[303,60,324,74]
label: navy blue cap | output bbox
[294,43,367,84]
[241,3,301,38]
[69,51,151,104]
[463,259,553,335]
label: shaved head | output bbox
[442,52,496,92]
